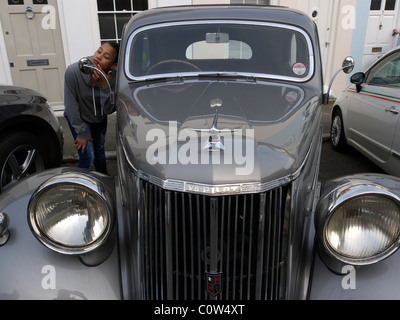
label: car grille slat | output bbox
[138,179,289,300]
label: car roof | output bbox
[124,5,317,37]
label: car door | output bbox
[347,50,400,163]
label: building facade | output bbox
[0,0,399,112]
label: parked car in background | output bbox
[2,5,400,301]
[0,86,63,191]
[330,47,400,176]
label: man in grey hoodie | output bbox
[64,42,119,174]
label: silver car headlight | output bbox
[315,175,400,273]
[28,172,114,255]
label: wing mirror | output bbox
[323,56,355,105]
[78,57,95,74]
[78,57,115,104]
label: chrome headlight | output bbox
[28,172,114,255]
[316,176,400,272]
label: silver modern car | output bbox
[2,5,400,301]
[0,86,63,192]
[331,47,400,176]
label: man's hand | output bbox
[75,136,93,154]
[90,62,112,89]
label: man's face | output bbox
[93,43,118,72]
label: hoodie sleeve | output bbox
[99,86,116,115]
[64,66,90,139]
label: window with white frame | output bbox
[97,0,148,43]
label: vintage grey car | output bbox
[2,5,400,301]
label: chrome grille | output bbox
[138,179,290,300]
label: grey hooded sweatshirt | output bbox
[64,57,115,139]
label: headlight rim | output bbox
[28,172,114,255]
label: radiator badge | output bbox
[185,183,241,195]
[206,272,222,297]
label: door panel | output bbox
[348,86,399,162]
[0,0,66,111]
[349,51,400,163]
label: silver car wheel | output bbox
[330,109,348,152]
[331,114,342,147]
[1,145,45,190]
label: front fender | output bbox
[310,247,400,299]
[310,173,400,300]
[0,168,122,300]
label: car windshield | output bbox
[126,21,314,81]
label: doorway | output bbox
[0,0,66,111]
[363,0,399,69]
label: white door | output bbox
[363,0,399,70]
[0,0,66,111]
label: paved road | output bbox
[319,139,385,182]
[60,102,387,182]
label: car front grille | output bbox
[137,179,290,300]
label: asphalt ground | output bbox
[59,100,386,181]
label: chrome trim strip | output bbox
[125,20,315,83]
[391,150,400,160]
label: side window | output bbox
[366,51,400,87]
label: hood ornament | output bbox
[189,98,242,152]
[195,111,232,152]
[203,134,225,152]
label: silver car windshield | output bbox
[125,20,314,82]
